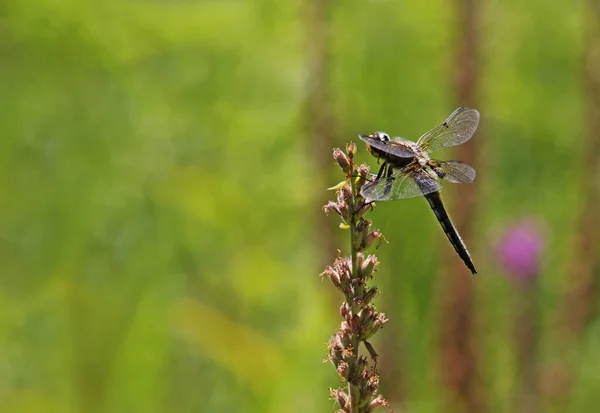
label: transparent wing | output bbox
[416,107,480,154]
[435,160,476,184]
[360,166,443,201]
[359,134,416,158]
[390,136,414,144]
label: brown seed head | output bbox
[331,388,349,410]
[357,163,371,187]
[346,142,357,159]
[363,229,384,250]
[366,395,391,412]
[361,254,380,278]
[333,148,351,173]
[340,302,351,321]
[323,200,343,218]
[337,361,350,380]
[362,286,378,305]
[339,184,353,206]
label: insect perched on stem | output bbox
[360,107,479,274]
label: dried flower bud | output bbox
[356,163,370,186]
[361,310,388,340]
[333,256,352,280]
[361,229,383,250]
[357,163,370,178]
[359,305,376,333]
[364,340,379,363]
[338,184,353,206]
[338,321,353,346]
[333,148,351,173]
[325,191,351,222]
[341,345,354,360]
[362,287,378,305]
[355,219,373,251]
[330,388,349,410]
[340,302,351,321]
[354,200,374,219]
[346,142,357,159]
[337,361,349,380]
[374,312,388,328]
[323,201,343,217]
[356,253,364,272]
[321,265,344,290]
[339,274,352,293]
[327,335,339,351]
[360,254,380,278]
[366,395,391,412]
[327,335,344,365]
[366,373,379,392]
[329,270,342,289]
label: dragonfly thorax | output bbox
[412,145,430,168]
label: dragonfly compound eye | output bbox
[375,132,390,142]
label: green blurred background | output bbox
[1,0,599,412]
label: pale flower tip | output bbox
[330,388,349,410]
[333,148,351,172]
[346,142,357,158]
[366,395,392,412]
[339,223,350,230]
[357,163,370,177]
[336,361,349,380]
[328,180,348,191]
[361,255,380,277]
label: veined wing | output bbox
[434,160,476,184]
[417,107,480,154]
[360,166,443,201]
[359,134,416,158]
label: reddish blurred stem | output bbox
[563,0,600,340]
[438,0,485,412]
[550,0,600,403]
[514,280,539,413]
[304,0,337,263]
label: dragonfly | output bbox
[359,107,479,274]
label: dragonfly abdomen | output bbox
[424,192,477,275]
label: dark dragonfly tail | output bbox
[424,192,477,275]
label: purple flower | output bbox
[496,219,545,282]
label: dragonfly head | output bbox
[359,132,390,158]
[372,132,390,142]
[359,132,390,142]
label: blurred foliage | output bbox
[0,0,598,412]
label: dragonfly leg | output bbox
[355,200,376,215]
[383,164,395,197]
[374,162,387,181]
[357,163,387,200]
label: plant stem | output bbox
[348,175,360,413]
[322,146,389,412]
